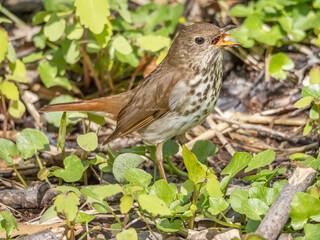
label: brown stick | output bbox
[81,48,104,96]
[20,90,43,129]
[255,167,316,240]
[0,94,7,138]
[207,115,236,156]
[82,28,90,90]
[224,111,307,126]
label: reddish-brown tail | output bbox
[39,91,134,119]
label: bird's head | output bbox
[167,23,240,68]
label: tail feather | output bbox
[40,91,134,119]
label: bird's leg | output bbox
[155,143,167,182]
[177,133,187,145]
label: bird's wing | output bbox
[105,63,183,143]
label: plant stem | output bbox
[0,6,27,27]
[34,150,43,169]
[11,164,28,188]
[200,210,245,229]
[188,183,199,229]
[1,94,7,139]
[136,210,159,240]
[166,157,188,178]
[34,151,49,182]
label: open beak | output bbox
[212,25,242,47]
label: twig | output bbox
[0,6,27,27]
[207,115,236,156]
[212,115,303,143]
[80,48,104,96]
[224,111,307,126]
[255,167,317,240]
[0,94,7,138]
[82,29,90,90]
[264,46,273,82]
[20,89,43,129]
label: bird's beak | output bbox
[212,25,242,47]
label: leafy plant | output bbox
[0,211,18,240]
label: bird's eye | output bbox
[195,37,204,45]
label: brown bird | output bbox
[40,23,240,181]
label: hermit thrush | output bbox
[40,23,240,181]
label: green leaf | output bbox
[17,128,50,158]
[54,192,80,221]
[230,188,249,214]
[309,67,320,84]
[246,219,261,233]
[38,61,72,90]
[9,59,27,83]
[245,150,276,172]
[22,52,43,63]
[0,211,18,237]
[309,104,319,120]
[32,31,46,49]
[137,35,170,52]
[206,175,223,199]
[230,3,254,17]
[54,155,85,182]
[81,184,122,201]
[192,140,217,164]
[241,198,269,220]
[124,168,152,187]
[120,195,134,214]
[0,81,19,100]
[0,138,19,165]
[75,212,95,224]
[269,53,294,80]
[303,122,313,136]
[182,145,207,185]
[254,25,285,46]
[87,113,105,125]
[65,23,84,40]
[116,228,137,240]
[113,36,132,55]
[249,186,278,206]
[115,51,139,67]
[302,84,320,98]
[302,224,320,240]
[290,192,320,230]
[77,132,98,152]
[94,21,113,48]
[221,152,252,177]
[294,96,314,109]
[75,0,110,34]
[156,218,182,232]
[208,197,229,215]
[8,100,25,118]
[32,11,49,25]
[44,13,65,42]
[113,153,144,183]
[39,206,57,224]
[181,179,194,195]
[62,40,81,65]
[150,179,175,206]
[6,43,16,63]
[163,140,179,157]
[138,194,171,216]
[57,112,67,151]
[54,185,82,195]
[0,28,8,64]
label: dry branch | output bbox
[255,167,316,240]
